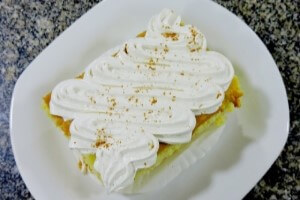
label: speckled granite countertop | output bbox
[0,0,299,199]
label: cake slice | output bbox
[42,9,243,192]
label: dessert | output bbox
[42,9,243,192]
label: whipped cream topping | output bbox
[70,117,159,192]
[49,8,234,192]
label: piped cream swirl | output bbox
[49,8,234,192]
[69,117,159,192]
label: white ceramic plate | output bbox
[10,0,289,199]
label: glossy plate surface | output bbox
[10,0,289,199]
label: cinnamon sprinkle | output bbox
[148,58,156,70]
[161,32,179,41]
[171,96,176,102]
[93,139,106,148]
[148,142,154,150]
[150,97,157,105]
[111,51,119,57]
[124,43,128,54]
[163,45,169,53]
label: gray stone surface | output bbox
[0,0,299,199]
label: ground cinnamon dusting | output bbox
[149,142,154,150]
[171,96,176,101]
[89,96,96,104]
[128,96,135,102]
[136,31,146,37]
[109,98,117,107]
[148,58,156,70]
[76,73,84,79]
[134,89,140,93]
[189,27,198,43]
[112,51,119,57]
[163,45,169,53]
[93,139,106,148]
[150,97,157,105]
[190,47,201,52]
[124,44,128,54]
[96,128,105,135]
[161,32,179,41]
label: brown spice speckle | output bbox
[96,128,105,135]
[89,96,96,104]
[112,51,119,57]
[148,58,156,70]
[148,142,154,149]
[93,139,106,148]
[124,43,128,54]
[128,96,135,102]
[150,97,157,105]
[134,89,140,93]
[172,96,176,102]
[109,98,117,107]
[163,45,169,53]
[161,32,179,41]
[137,31,146,38]
[190,47,201,53]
